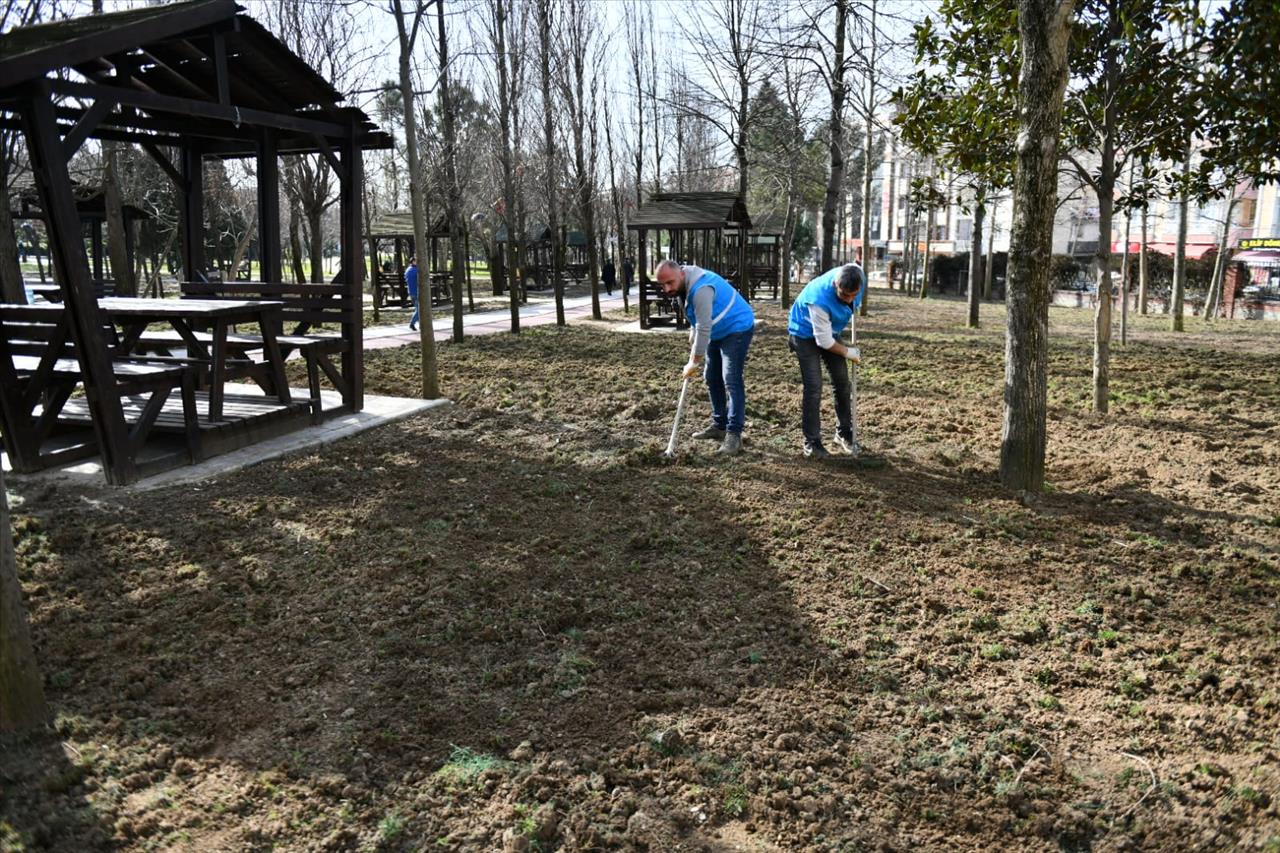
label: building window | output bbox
[957,219,972,242]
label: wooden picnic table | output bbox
[101,297,291,421]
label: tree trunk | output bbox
[1,467,47,733]
[103,142,136,296]
[1120,163,1133,346]
[493,0,521,333]
[858,0,877,317]
[1170,136,1192,331]
[967,196,985,327]
[1138,203,1149,314]
[821,0,848,271]
[436,0,467,343]
[1090,10,1121,414]
[307,207,324,283]
[393,0,440,398]
[288,209,307,285]
[983,210,995,300]
[0,152,25,303]
[1204,192,1237,320]
[1000,0,1074,493]
[920,197,934,299]
[605,115,629,314]
[537,0,563,327]
[229,216,257,281]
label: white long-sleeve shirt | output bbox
[808,304,836,349]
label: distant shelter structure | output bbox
[367,210,469,311]
[627,192,752,330]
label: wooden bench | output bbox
[160,283,357,421]
[0,305,200,473]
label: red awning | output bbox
[1233,249,1280,262]
[1110,240,1216,259]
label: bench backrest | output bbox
[180,282,357,335]
[0,305,119,362]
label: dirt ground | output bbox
[2,290,1278,852]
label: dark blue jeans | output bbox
[704,327,754,435]
[789,335,851,446]
[409,287,420,327]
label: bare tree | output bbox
[560,0,604,319]
[390,0,440,397]
[536,0,564,325]
[434,0,468,342]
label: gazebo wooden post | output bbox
[737,223,749,300]
[257,129,281,283]
[22,88,136,484]
[340,129,363,411]
[180,142,205,282]
[638,226,649,330]
[368,235,381,320]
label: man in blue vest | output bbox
[656,259,756,456]
[787,264,865,458]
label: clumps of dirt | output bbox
[3,293,1279,851]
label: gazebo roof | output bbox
[628,192,752,231]
[0,0,390,156]
[368,211,450,239]
[495,223,552,244]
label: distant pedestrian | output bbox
[622,256,635,299]
[405,257,420,331]
[602,257,616,295]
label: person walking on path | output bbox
[405,257,420,331]
[787,264,865,458]
[602,258,616,296]
[622,256,635,300]
[655,259,755,456]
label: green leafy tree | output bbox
[897,0,1019,327]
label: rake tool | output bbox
[664,332,698,459]
[848,314,861,456]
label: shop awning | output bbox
[1110,240,1215,259]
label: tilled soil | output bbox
[2,291,1278,852]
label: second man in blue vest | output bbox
[656,259,756,456]
[787,264,865,458]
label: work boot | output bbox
[693,425,726,441]
[834,433,858,455]
[804,441,830,459]
[717,432,743,456]
[409,323,417,331]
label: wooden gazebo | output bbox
[0,0,389,485]
[627,191,751,329]
[367,210,470,309]
[495,223,552,292]
[741,213,784,300]
[13,185,152,296]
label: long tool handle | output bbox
[848,313,860,454]
[665,377,691,457]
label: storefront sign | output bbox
[1239,237,1280,250]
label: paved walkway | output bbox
[362,290,633,349]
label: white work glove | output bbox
[845,346,862,364]
[682,360,701,379]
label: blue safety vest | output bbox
[787,266,861,339]
[684,270,755,340]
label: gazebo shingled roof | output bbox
[368,211,450,239]
[0,0,390,157]
[627,191,752,231]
